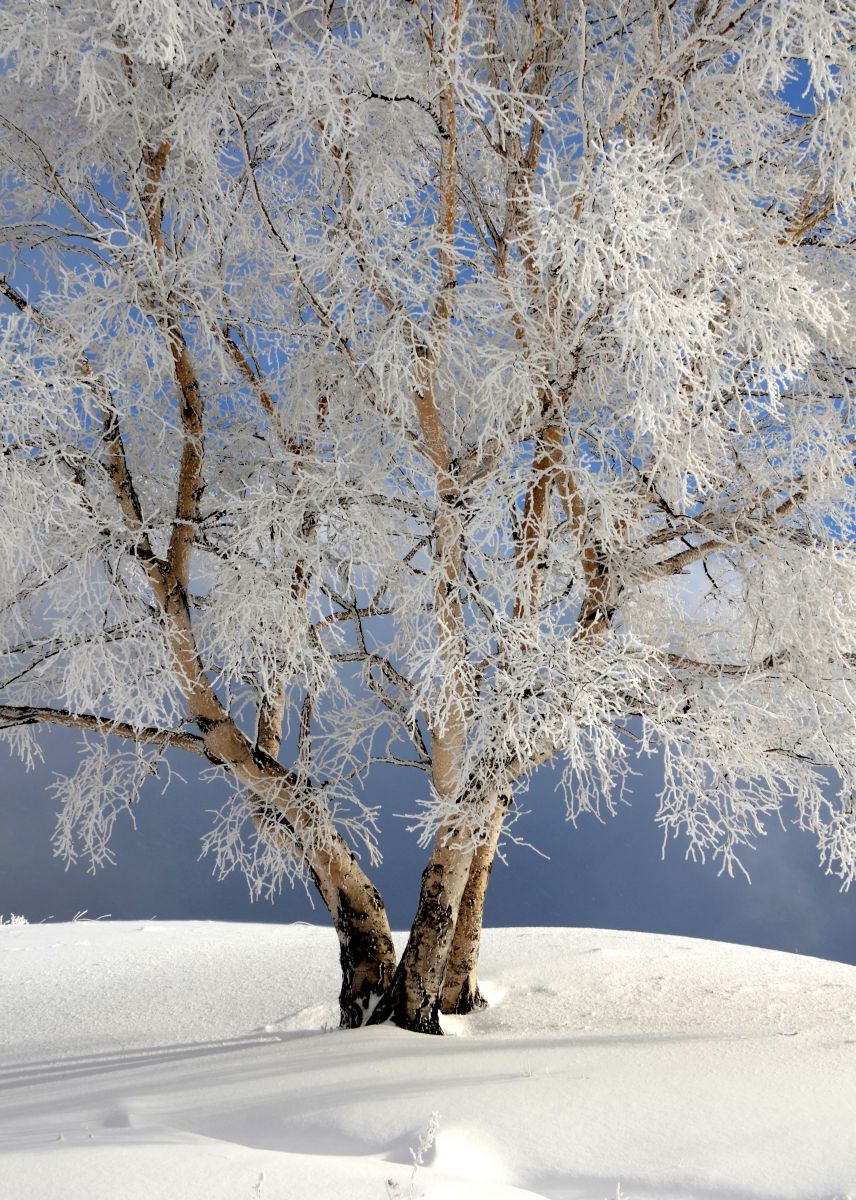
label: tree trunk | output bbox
[234,754,396,1030]
[369,829,476,1033]
[439,791,510,1015]
[327,871,397,1028]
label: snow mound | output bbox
[2,922,856,1199]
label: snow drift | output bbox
[2,921,855,1199]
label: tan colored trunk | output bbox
[369,826,476,1033]
[368,0,470,1036]
[439,791,510,1015]
[310,860,397,1028]
[71,113,396,1030]
[150,471,397,1028]
[223,743,395,1028]
[146,584,395,1030]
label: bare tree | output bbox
[1,0,854,1033]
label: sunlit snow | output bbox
[2,922,855,1199]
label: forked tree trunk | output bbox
[439,790,510,1015]
[369,830,476,1033]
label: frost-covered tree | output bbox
[0,0,854,1032]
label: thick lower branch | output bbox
[0,704,204,755]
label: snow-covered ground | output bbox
[2,921,855,1200]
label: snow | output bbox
[2,922,856,1199]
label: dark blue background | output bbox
[2,726,854,965]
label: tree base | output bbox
[440,976,488,1016]
[367,966,444,1034]
[329,876,397,1029]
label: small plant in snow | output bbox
[0,913,28,925]
[385,1111,442,1199]
[409,1111,441,1197]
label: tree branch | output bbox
[1,276,162,573]
[0,704,205,756]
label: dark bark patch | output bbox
[335,884,396,1029]
[441,976,488,1015]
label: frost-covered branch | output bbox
[0,703,204,756]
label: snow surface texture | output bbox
[2,922,856,1200]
